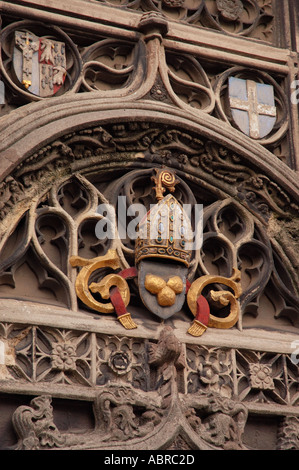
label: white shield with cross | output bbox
[13,30,66,97]
[228,77,277,140]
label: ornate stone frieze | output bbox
[5,327,251,450]
[0,123,297,232]
[0,15,290,163]
[1,322,299,407]
[3,325,298,450]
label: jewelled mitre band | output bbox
[135,194,193,268]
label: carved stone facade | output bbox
[0,0,299,451]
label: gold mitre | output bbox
[135,193,193,268]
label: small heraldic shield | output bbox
[135,193,193,320]
[228,77,276,139]
[13,30,66,97]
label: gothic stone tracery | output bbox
[0,0,299,451]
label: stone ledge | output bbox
[0,298,298,354]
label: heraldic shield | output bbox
[70,168,242,336]
[228,76,277,140]
[135,193,193,320]
[13,30,66,97]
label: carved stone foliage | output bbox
[88,0,275,43]
[0,121,296,227]
[0,15,291,163]
[277,417,299,450]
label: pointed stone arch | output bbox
[1,97,299,450]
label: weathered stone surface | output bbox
[0,0,298,451]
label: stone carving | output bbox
[2,322,298,409]
[68,168,244,335]
[216,0,244,21]
[51,342,77,372]
[108,351,132,375]
[12,395,66,450]
[277,417,299,450]
[93,384,163,442]
[248,363,275,390]
[1,323,298,449]
[89,0,274,43]
[148,326,186,408]
[0,162,298,333]
[187,346,234,398]
[9,327,252,450]
[0,16,288,161]
[186,394,248,450]
[1,14,215,115]
[0,122,295,230]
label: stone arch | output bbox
[1,97,299,451]
[0,97,299,331]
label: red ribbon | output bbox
[186,279,210,325]
[195,295,210,326]
[109,267,138,318]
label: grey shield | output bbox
[138,260,187,320]
[229,77,276,139]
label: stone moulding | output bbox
[0,96,298,207]
[0,1,292,66]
